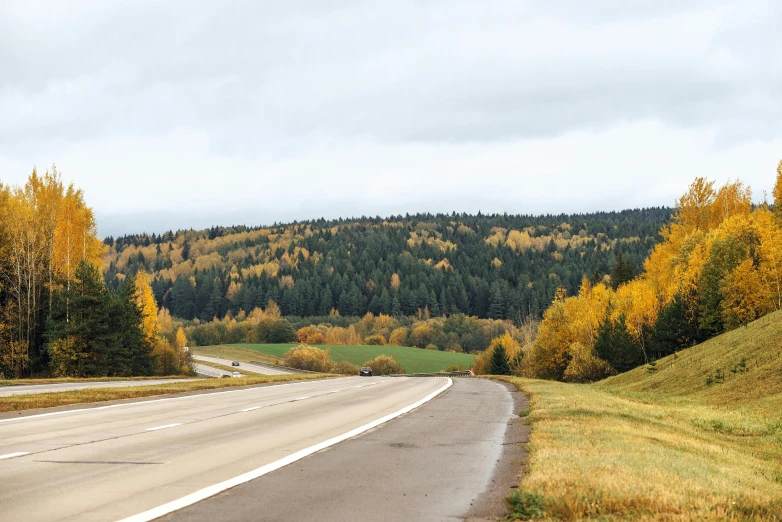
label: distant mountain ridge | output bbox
[103,209,673,321]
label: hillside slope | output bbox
[497,311,782,520]
[597,309,782,414]
[102,209,672,322]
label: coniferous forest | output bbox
[103,209,673,324]
[4,163,780,382]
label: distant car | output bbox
[359,366,373,376]
[220,373,231,378]
[231,361,240,366]
[232,371,241,378]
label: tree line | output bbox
[104,209,672,324]
[0,169,189,378]
[517,163,782,382]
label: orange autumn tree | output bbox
[530,166,782,382]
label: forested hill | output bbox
[103,209,673,321]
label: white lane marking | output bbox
[146,423,182,432]
[0,451,30,460]
[241,406,262,412]
[292,396,310,401]
[117,378,452,522]
[0,378,346,425]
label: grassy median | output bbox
[0,374,336,413]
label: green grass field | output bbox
[497,309,782,521]
[197,343,475,374]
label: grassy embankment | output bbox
[191,345,281,365]
[498,309,782,521]
[0,373,334,413]
[212,343,476,373]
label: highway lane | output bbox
[192,362,236,378]
[0,378,200,398]
[0,376,448,522]
[161,378,515,522]
[192,355,292,375]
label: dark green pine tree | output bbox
[488,282,506,319]
[648,294,704,358]
[114,274,155,376]
[205,282,224,320]
[490,344,511,375]
[610,252,636,290]
[391,294,401,316]
[46,261,115,376]
[319,286,333,315]
[594,315,644,373]
[697,237,747,336]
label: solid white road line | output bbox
[241,406,262,412]
[0,378,343,425]
[116,378,453,522]
[0,452,30,460]
[145,423,182,432]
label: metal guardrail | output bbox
[388,370,474,378]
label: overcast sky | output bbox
[1,1,780,237]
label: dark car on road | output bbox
[231,361,240,366]
[359,366,373,376]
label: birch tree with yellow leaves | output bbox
[0,168,105,377]
[531,164,782,381]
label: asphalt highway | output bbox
[192,355,291,375]
[0,378,200,398]
[161,378,514,522]
[0,376,476,522]
[192,362,237,378]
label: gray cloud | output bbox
[2,0,780,155]
[1,1,780,236]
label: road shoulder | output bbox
[465,379,530,520]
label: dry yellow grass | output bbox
[0,374,334,413]
[495,310,782,521]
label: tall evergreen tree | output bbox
[490,344,511,375]
[610,252,635,289]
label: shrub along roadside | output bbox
[489,376,782,521]
[362,355,405,375]
[282,345,405,375]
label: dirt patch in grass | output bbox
[0,374,336,414]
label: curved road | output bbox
[0,377,513,522]
[192,355,292,376]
